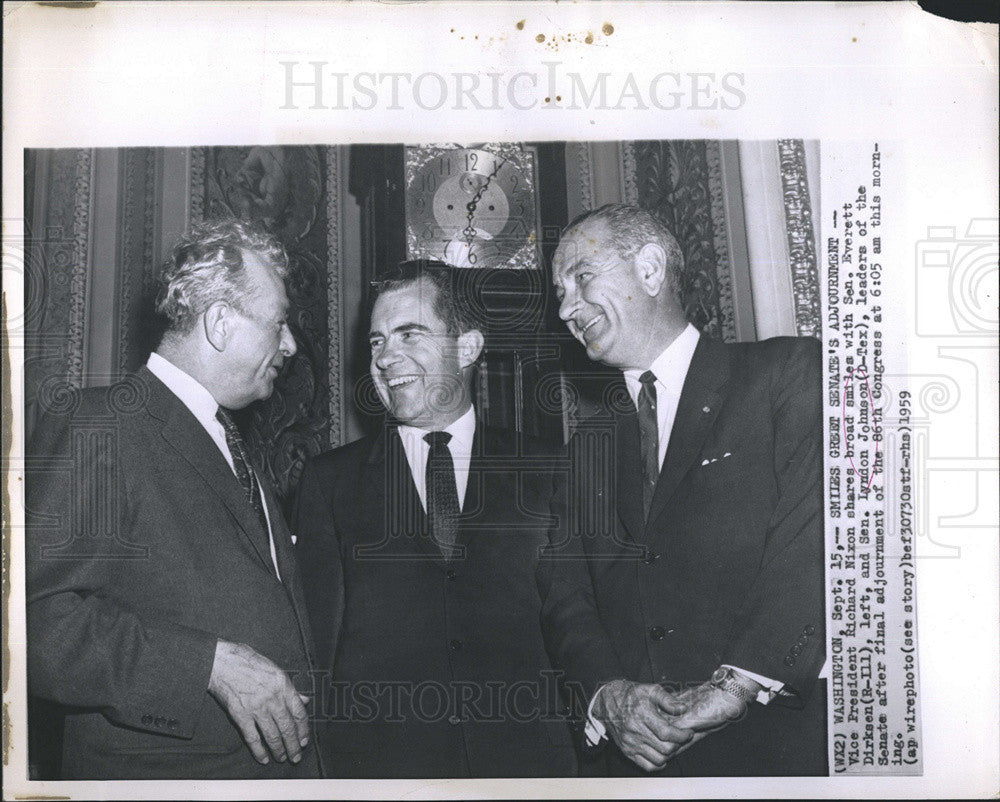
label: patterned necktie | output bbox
[637,370,660,521]
[424,431,460,558]
[216,407,273,572]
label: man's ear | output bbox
[456,328,485,369]
[203,301,230,352]
[634,243,668,297]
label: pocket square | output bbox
[700,452,732,466]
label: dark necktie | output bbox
[637,370,660,521]
[424,431,460,558]
[216,407,273,573]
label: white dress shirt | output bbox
[146,352,282,579]
[396,404,476,512]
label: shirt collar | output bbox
[398,403,477,455]
[146,351,221,430]
[623,322,701,395]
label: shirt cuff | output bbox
[584,683,611,746]
[720,664,785,705]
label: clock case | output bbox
[349,143,572,442]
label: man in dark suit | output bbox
[26,219,321,778]
[541,204,826,776]
[293,261,577,778]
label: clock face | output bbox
[405,147,537,269]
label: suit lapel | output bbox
[646,337,730,531]
[261,479,316,648]
[359,425,448,566]
[455,422,483,554]
[142,367,277,573]
[261,480,294,586]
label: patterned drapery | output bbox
[632,140,736,342]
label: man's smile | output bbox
[577,313,606,341]
[387,375,419,388]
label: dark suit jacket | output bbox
[292,423,578,778]
[25,367,320,779]
[541,336,827,776]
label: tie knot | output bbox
[639,370,657,388]
[424,431,452,450]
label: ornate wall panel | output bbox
[190,145,337,505]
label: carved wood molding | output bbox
[704,141,736,342]
[67,148,93,388]
[777,139,821,338]
[325,146,343,447]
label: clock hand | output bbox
[463,157,507,244]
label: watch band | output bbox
[710,667,759,705]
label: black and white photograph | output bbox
[4,2,997,799]
[21,140,826,781]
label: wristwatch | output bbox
[709,667,760,705]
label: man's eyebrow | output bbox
[369,322,432,339]
[394,322,431,334]
[554,258,591,282]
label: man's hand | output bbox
[207,639,311,765]
[660,681,751,759]
[592,679,695,772]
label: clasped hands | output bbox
[592,677,755,772]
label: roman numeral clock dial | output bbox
[405,146,539,270]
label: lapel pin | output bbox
[702,406,711,413]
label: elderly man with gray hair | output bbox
[542,204,826,776]
[26,218,321,779]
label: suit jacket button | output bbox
[449,639,463,651]
[804,625,815,636]
[154,716,166,728]
[168,719,178,730]
[791,644,803,656]
[448,715,462,725]
[642,551,659,565]
[446,569,458,581]
[784,656,796,667]
[141,715,153,725]
[649,626,665,641]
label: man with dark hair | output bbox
[542,204,826,776]
[26,218,321,778]
[293,259,577,778]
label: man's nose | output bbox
[557,287,579,322]
[279,323,297,358]
[373,341,401,370]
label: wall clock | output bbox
[404,144,540,270]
